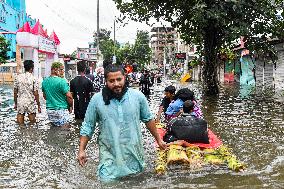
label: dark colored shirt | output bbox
[164,113,209,143]
[160,97,172,113]
[139,74,151,96]
[70,76,94,119]
[86,74,95,82]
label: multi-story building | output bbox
[150,27,177,66]
[0,0,36,59]
[77,42,97,61]
[176,33,195,55]
[76,41,105,70]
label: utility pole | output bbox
[113,16,116,56]
[96,0,100,67]
[112,16,117,64]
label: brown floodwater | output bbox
[0,81,283,188]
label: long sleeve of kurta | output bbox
[80,96,97,138]
[140,93,154,123]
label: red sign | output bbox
[175,53,186,59]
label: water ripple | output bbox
[0,82,284,188]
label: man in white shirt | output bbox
[14,60,41,124]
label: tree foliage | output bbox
[132,30,152,67]
[0,36,10,63]
[71,50,77,59]
[113,0,284,95]
[94,28,151,69]
[116,42,134,64]
[94,28,118,61]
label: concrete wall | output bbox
[6,0,26,12]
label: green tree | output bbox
[71,50,77,59]
[132,30,152,68]
[0,36,10,63]
[94,28,119,61]
[116,42,135,64]
[113,0,284,95]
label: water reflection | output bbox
[0,82,284,188]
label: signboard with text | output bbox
[175,53,186,60]
[38,36,56,53]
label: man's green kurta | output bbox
[80,88,153,181]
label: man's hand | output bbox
[77,150,87,166]
[146,119,168,150]
[69,106,73,113]
[14,104,17,110]
[38,107,41,113]
[157,139,168,150]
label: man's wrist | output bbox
[78,148,85,152]
[79,143,86,151]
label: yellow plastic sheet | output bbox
[180,73,191,82]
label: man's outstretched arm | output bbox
[146,119,168,150]
[77,98,97,166]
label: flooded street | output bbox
[0,82,284,188]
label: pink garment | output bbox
[193,100,203,118]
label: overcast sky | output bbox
[25,0,154,54]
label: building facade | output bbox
[0,0,36,59]
[77,42,97,61]
[150,27,177,66]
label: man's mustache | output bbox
[113,86,122,90]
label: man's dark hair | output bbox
[23,60,34,72]
[77,60,86,73]
[165,85,176,94]
[183,100,194,113]
[104,64,125,79]
[174,88,194,101]
[85,67,91,74]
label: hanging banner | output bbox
[38,36,56,53]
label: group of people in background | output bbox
[14,59,103,127]
[156,85,209,145]
[128,69,163,98]
[13,59,208,182]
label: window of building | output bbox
[14,14,20,28]
[0,10,6,23]
[0,3,6,23]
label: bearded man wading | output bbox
[77,64,167,181]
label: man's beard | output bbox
[102,84,128,105]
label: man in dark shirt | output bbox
[70,61,95,120]
[156,85,176,122]
[139,70,152,98]
[85,67,95,82]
